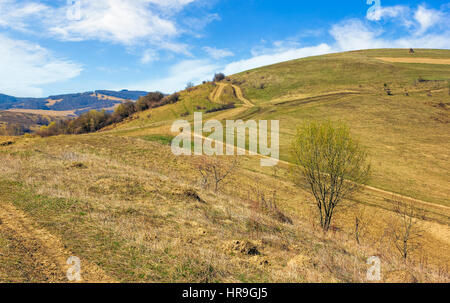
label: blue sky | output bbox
[0,0,449,97]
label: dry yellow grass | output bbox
[0,134,448,282]
[6,108,75,117]
[45,98,63,107]
[1,49,449,283]
[92,93,127,102]
[376,57,450,65]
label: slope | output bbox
[110,49,450,206]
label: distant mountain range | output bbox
[0,90,148,115]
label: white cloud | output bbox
[366,4,447,35]
[147,0,196,10]
[366,5,409,22]
[330,18,450,51]
[48,1,178,46]
[330,19,384,51]
[203,46,234,59]
[0,34,82,97]
[0,0,201,51]
[223,44,332,75]
[0,0,48,31]
[414,5,442,34]
[141,49,159,64]
[129,59,220,93]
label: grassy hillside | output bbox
[232,49,450,103]
[1,134,448,282]
[0,49,449,283]
[111,49,450,206]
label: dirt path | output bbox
[209,83,227,103]
[376,57,450,65]
[209,83,254,107]
[231,84,254,107]
[0,202,114,282]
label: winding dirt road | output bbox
[209,83,227,103]
[231,84,254,107]
[209,82,254,107]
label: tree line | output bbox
[37,92,179,137]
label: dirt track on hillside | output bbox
[209,83,227,103]
[231,84,254,106]
[0,202,114,282]
[376,57,450,65]
[209,82,254,107]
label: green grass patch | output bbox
[142,134,174,145]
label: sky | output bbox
[0,0,449,97]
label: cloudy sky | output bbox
[0,0,449,97]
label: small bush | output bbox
[213,73,226,82]
[135,92,165,111]
[162,93,180,105]
[205,103,235,113]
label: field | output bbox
[5,109,76,117]
[0,49,449,282]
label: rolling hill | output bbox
[0,89,149,135]
[112,49,450,206]
[0,49,449,283]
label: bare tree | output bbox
[193,156,240,193]
[186,82,194,89]
[386,197,424,260]
[291,120,371,232]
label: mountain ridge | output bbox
[0,89,149,113]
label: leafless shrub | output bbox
[247,181,293,225]
[193,156,240,193]
[385,196,425,261]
